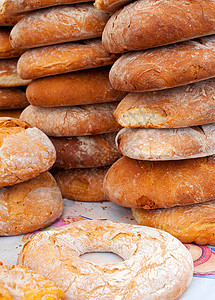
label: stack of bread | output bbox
[102,0,215,245]
[0,13,30,119]
[0,117,63,236]
[1,0,125,202]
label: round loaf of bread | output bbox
[132,199,215,245]
[102,0,215,53]
[26,67,127,107]
[114,79,215,128]
[18,220,193,299]
[0,172,63,236]
[17,39,118,80]
[0,109,24,119]
[110,35,215,92]
[103,155,215,209]
[20,103,121,136]
[0,27,25,59]
[10,4,109,49]
[50,132,120,169]
[0,13,23,26]
[116,123,215,161]
[53,166,109,201]
[0,265,64,298]
[0,59,31,87]
[0,87,28,109]
[0,117,56,188]
[94,0,132,13]
[1,0,92,16]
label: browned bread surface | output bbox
[0,109,24,118]
[0,27,25,58]
[114,79,215,128]
[102,0,215,53]
[94,0,132,13]
[53,166,109,201]
[0,172,63,236]
[18,39,118,80]
[0,13,23,26]
[26,67,127,107]
[132,200,215,245]
[116,123,215,160]
[20,103,121,136]
[0,87,28,109]
[51,132,120,169]
[109,36,215,92]
[103,155,215,209]
[0,117,56,188]
[10,4,109,49]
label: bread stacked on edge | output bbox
[4,0,125,201]
[102,0,215,245]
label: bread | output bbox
[0,172,63,236]
[0,27,25,59]
[109,35,215,92]
[132,199,215,245]
[0,265,64,299]
[114,78,215,128]
[0,58,31,87]
[102,0,215,53]
[116,123,215,160]
[0,109,24,118]
[50,132,120,169]
[10,4,109,49]
[53,166,109,201]
[0,117,56,188]
[103,155,215,209]
[0,13,23,26]
[18,220,193,300]
[0,87,28,109]
[17,39,118,80]
[1,0,92,16]
[20,103,121,136]
[26,67,127,107]
[94,0,132,13]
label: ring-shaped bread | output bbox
[18,220,193,299]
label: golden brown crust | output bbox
[17,39,119,80]
[94,0,132,13]
[109,36,215,92]
[116,123,215,160]
[53,166,109,201]
[0,172,63,236]
[20,103,121,137]
[103,155,215,209]
[50,132,120,169]
[0,13,23,26]
[26,67,127,107]
[0,109,24,118]
[114,79,215,128]
[0,27,25,59]
[0,58,31,87]
[0,265,64,299]
[102,0,215,53]
[0,117,56,188]
[132,200,215,245]
[10,4,109,49]
[0,87,28,109]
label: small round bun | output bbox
[116,123,215,160]
[0,59,31,87]
[20,103,121,137]
[26,67,127,107]
[132,199,215,245]
[17,39,118,80]
[114,78,215,128]
[0,87,28,109]
[53,166,109,201]
[50,132,120,169]
[0,172,63,236]
[109,36,215,92]
[18,220,193,299]
[0,117,56,188]
[0,27,25,59]
[103,155,215,209]
[0,265,64,299]
[10,4,109,49]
